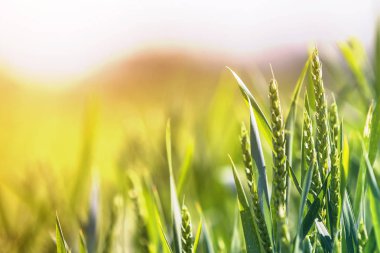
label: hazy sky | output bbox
[0,0,378,83]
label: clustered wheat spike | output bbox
[129,181,150,253]
[329,101,341,236]
[240,124,272,253]
[358,220,368,253]
[181,205,194,253]
[302,110,322,197]
[310,48,330,225]
[311,48,330,176]
[329,101,340,147]
[268,78,289,247]
[329,146,340,235]
[240,123,255,190]
[251,187,273,253]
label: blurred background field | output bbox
[0,1,380,252]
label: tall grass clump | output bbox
[229,43,380,253]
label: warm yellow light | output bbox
[0,0,137,86]
[0,0,375,87]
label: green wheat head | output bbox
[268,78,289,248]
[128,179,150,253]
[181,205,194,253]
[240,123,272,253]
[329,100,340,147]
[329,101,341,237]
[311,48,330,176]
[302,110,322,198]
[240,123,255,190]
[358,220,368,253]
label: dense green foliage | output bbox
[0,20,375,252]
[52,35,380,253]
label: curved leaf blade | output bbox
[294,163,314,253]
[56,214,70,253]
[166,121,182,253]
[248,99,271,215]
[228,67,273,148]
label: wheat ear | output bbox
[241,123,272,253]
[269,78,289,248]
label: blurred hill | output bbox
[0,47,310,174]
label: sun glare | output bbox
[0,0,377,87]
[0,1,136,86]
